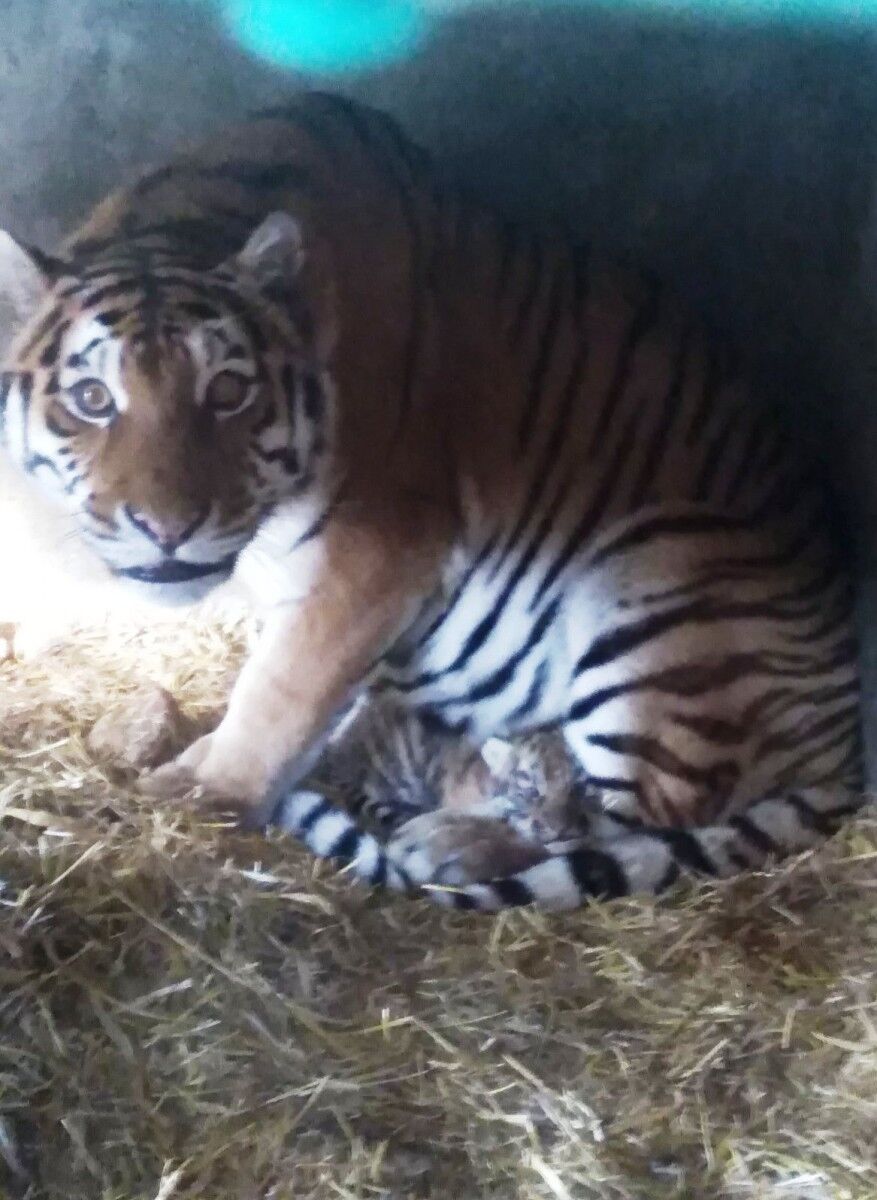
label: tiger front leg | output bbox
[141,613,343,826]
[142,514,445,826]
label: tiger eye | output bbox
[205,370,252,416]
[66,379,116,423]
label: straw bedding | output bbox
[1,610,877,1200]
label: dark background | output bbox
[3,0,877,772]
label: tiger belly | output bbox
[380,511,859,829]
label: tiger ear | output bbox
[0,232,55,351]
[238,211,306,280]
[237,212,335,358]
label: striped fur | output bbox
[272,782,864,911]
[0,92,862,911]
[262,695,864,910]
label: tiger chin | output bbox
[0,92,863,912]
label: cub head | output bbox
[0,212,335,604]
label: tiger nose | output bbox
[124,504,208,554]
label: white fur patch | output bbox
[307,810,355,856]
[233,492,329,609]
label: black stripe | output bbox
[131,163,176,197]
[574,595,795,678]
[575,601,708,676]
[569,649,791,724]
[38,320,71,368]
[572,776,644,800]
[783,792,842,835]
[396,535,500,659]
[80,278,139,309]
[729,814,779,855]
[249,397,278,438]
[721,418,764,508]
[111,218,241,264]
[370,852,388,887]
[585,280,662,455]
[179,300,220,322]
[24,453,64,481]
[516,268,567,450]
[692,403,741,504]
[433,597,560,708]
[297,797,333,834]
[308,93,428,447]
[45,406,79,439]
[654,829,719,876]
[90,307,128,332]
[18,372,33,462]
[252,444,299,473]
[314,93,431,183]
[780,722,861,782]
[302,373,324,422]
[68,336,109,366]
[673,712,744,746]
[656,859,682,892]
[0,372,11,423]
[567,847,630,899]
[67,233,119,259]
[400,483,570,691]
[529,405,640,609]
[757,705,858,759]
[684,342,725,444]
[508,660,550,723]
[280,363,298,430]
[491,333,589,582]
[21,305,63,359]
[490,877,535,906]
[199,161,309,191]
[626,329,691,507]
[588,510,757,572]
[586,732,737,789]
[327,826,362,861]
[289,497,340,551]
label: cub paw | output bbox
[387,811,549,887]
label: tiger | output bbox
[0,91,863,911]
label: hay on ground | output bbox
[1,612,877,1200]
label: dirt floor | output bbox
[1,612,877,1200]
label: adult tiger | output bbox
[0,92,862,910]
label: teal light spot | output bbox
[219,0,431,72]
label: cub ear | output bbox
[480,738,517,777]
[236,211,335,358]
[0,232,57,350]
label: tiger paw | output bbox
[140,733,269,828]
[387,811,549,887]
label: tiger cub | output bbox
[299,694,597,886]
[0,92,862,911]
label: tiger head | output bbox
[0,212,335,604]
